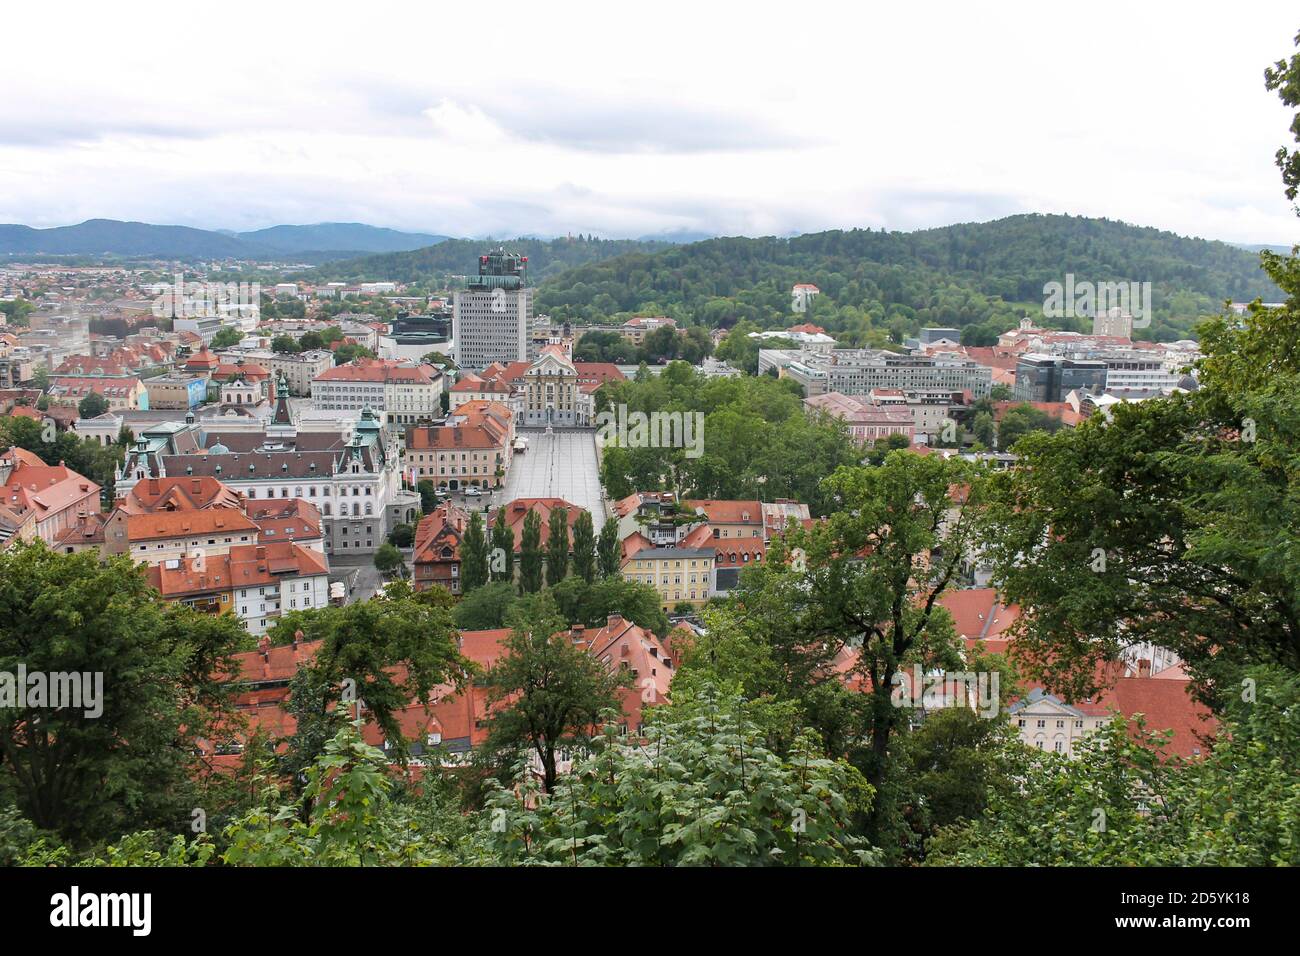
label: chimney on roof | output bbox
[1137,658,1152,678]
[292,628,303,650]
[258,636,271,661]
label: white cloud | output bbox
[0,0,1296,245]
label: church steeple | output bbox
[267,372,297,441]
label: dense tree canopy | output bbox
[596,362,863,514]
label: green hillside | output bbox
[535,214,1287,344]
[295,235,672,289]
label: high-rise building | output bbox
[1013,354,1108,402]
[452,248,533,372]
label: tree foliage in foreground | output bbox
[0,543,248,846]
[927,666,1300,866]
[484,688,878,866]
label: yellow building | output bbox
[621,546,714,611]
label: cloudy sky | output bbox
[2,0,1297,244]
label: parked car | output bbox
[464,486,482,497]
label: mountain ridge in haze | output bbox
[0,219,451,259]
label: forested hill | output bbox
[534,215,1287,344]
[295,235,672,288]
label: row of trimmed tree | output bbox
[458,505,623,594]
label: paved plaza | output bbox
[498,428,606,525]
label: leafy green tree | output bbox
[545,507,570,587]
[417,479,439,514]
[484,687,877,865]
[222,722,500,866]
[740,453,978,848]
[77,391,109,419]
[490,507,515,583]
[271,590,466,787]
[971,410,996,450]
[570,509,596,583]
[597,516,622,578]
[925,716,1173,866]
[210,326,243,349]
[0,298,35,327]
[387,523,415,548]
[996,403,1060,451]
[453,581,519,630]
[976,41,1300,708]
[270,335,300,354]
[595,365,862,514]
[333,343,377,365]
[598,447,635,500]
[901,706,1019,852]
[549,575,670,636]
[0,544,247,845]
[372,542,403,576]
[1266,29,1300,204]
[518,510,544,594]
[925,668,1300,868]
[459,510,490,592]
[989,383,1013,401]
[481,595,628,793]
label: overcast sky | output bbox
[2,1,1297,244]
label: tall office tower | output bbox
[452,248,533,372]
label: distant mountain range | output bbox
[0,219,728,263]
[0,220,451,261]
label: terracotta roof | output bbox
[122,476,244,513]
[937,588,1020,646]
[246,498,323,543]
[1013,676,1217,760]
[213,618,675,761]
[408,405,510,451]
[314,358,436,385]
[147,541,327,598]
[683,499,763,525]
[52,510,109,546]
[413,502,470,565]
[1,452,100,526]
[620,530,654,561]
[126,508,259,541]
[48,375,142,399]
[501,497,586,551]
[992,401,1084,428]
[184,348,220,370]
[449,374,510,395]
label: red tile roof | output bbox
[683,499,763,525]
[126,508,259,542]
[122,476,244,513]
[501,497,586,550]
[937,588,1020,646]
